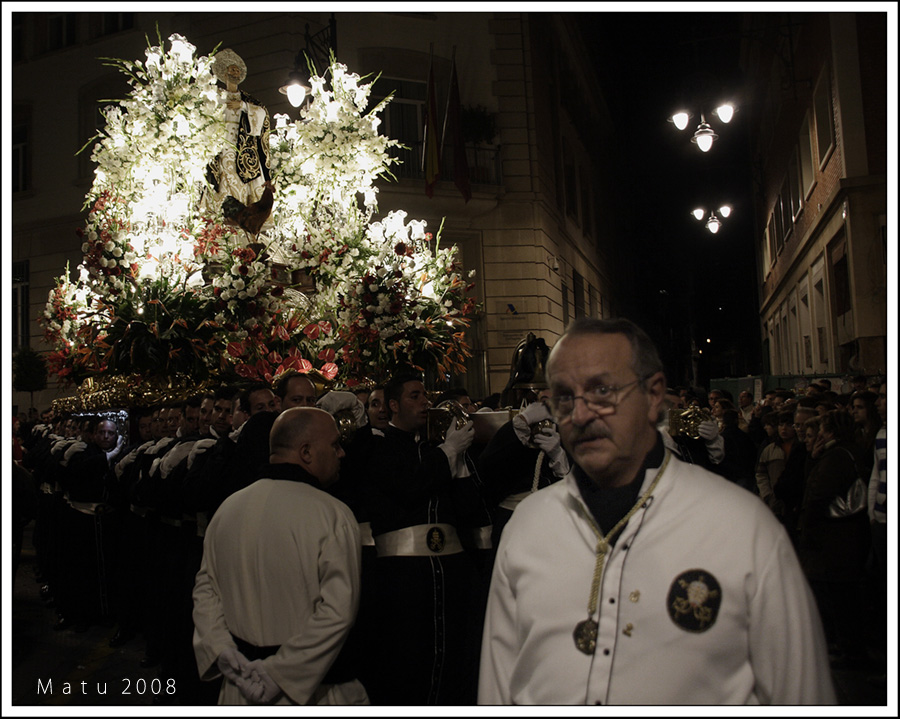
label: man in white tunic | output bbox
[478,318,835,705]
[192,407,365,705]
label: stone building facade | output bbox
[742,12,888,378]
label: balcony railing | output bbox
[389,141,502,186]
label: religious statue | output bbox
[202,48,273,225]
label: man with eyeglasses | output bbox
[479,317,834,705]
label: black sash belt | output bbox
[229,633,356,684]
[231,633,278,661]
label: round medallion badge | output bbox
[666,569,722,632]
[426,526,446,553]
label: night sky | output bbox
[575,11,761,386]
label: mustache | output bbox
[570,424,612,444]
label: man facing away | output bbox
[478,317,835,705]
[192,407,365,705]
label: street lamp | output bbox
[669,103,736,152]
[279,68,312,107]
[279,15,337,108]
[691,205,732,234]
[690,116,718,153]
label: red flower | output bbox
[394,242,407,255]
[226,341,246,358]
[273,325,290,342]
[320,362,338,380]
[317,348,336,363]
[235,363,257,379]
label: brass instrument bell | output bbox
[427,400,471,443]
[333,407,359,445]
[527,417,557,446]
[667,405,713,440]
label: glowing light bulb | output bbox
[670,112,690,131]
[286,84,306,108]
[715,103,735,123]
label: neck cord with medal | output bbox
[573,449,672,655]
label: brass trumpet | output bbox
[333,407,359,445]
[427,400,518,446]
[527,417,557,447]
[668,405,713,440]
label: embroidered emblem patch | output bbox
[426,526,445,553]
[667,569,722,633]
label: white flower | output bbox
[408,220,427,241]
[168,34,196,64]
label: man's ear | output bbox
[298,441,313,465]
[645,371,667,421]
[388,399,399,416]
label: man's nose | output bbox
[569,396,596,426]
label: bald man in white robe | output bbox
[192,408,365,705]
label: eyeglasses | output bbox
[548,377,646,421]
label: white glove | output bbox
[238,659,283,704]
[317,391,367,427]
[187,437,217,469]
[216,646,250,683]
[697,420,724,464]
[106,434,126,461]
[512,401,553,446]
[160,441,194,478]
[61,441,87,467]
[531,426,570,477]
[440,419,475,463]
[531,425,561,455]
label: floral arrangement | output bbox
[41,34,478,400]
